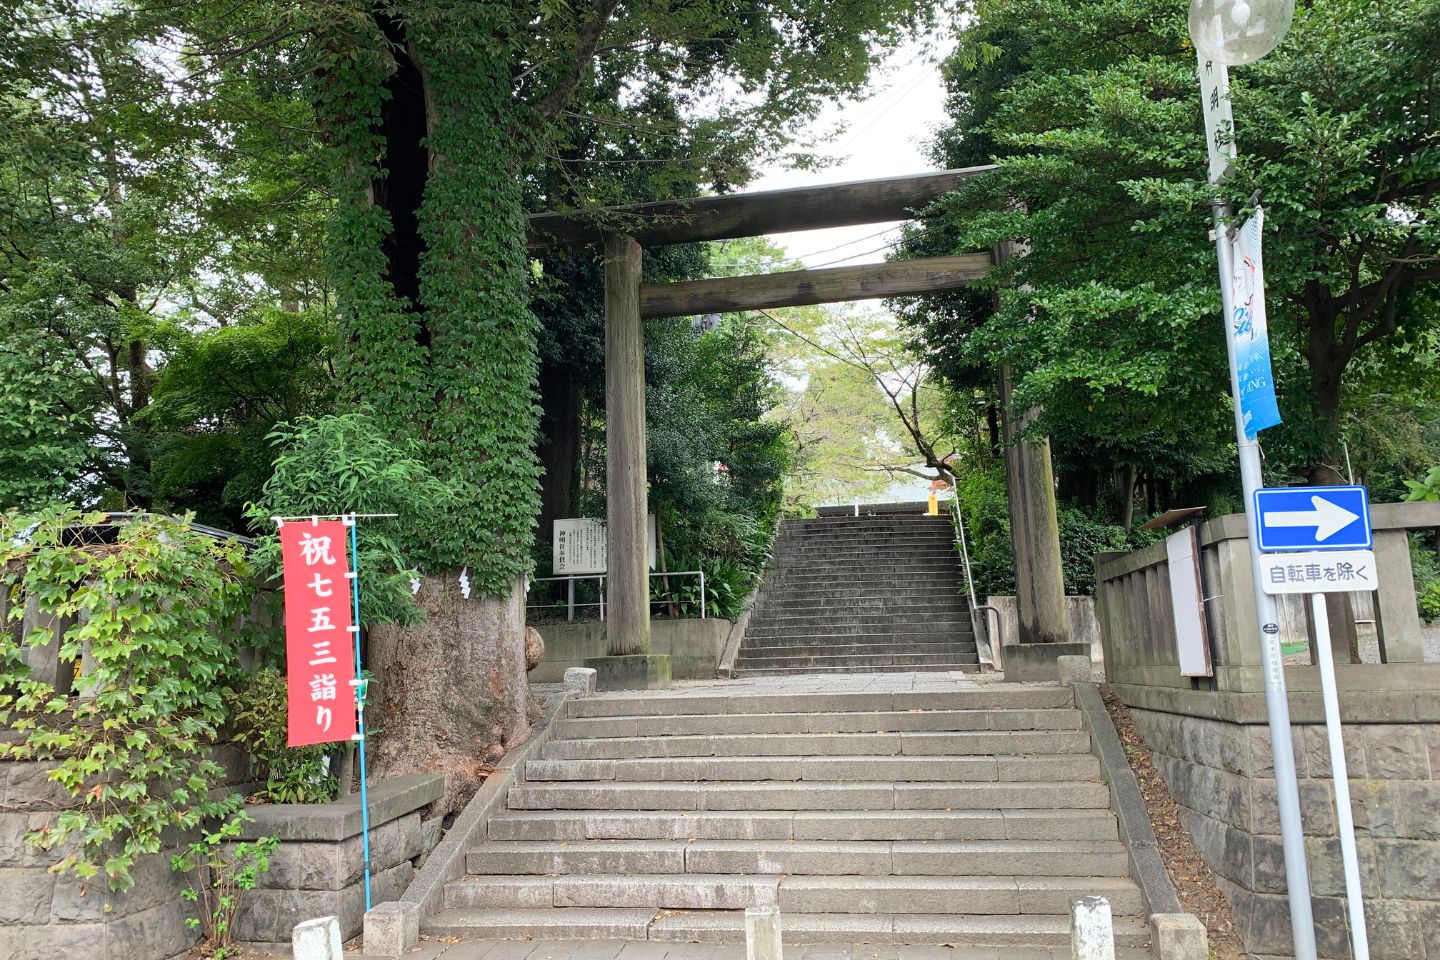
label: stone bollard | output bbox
[292,915,343,960]
[1150,913,1208,960]
[364,901,420,957]
[1071,896,1115,960]
[1056,655,1091,686]
[744,905,784,960]
[564,666,598,695]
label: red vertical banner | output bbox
[280,519,358,747]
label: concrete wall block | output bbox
[0,813,29,867]
[0,866,54,923]
[12,921,106,960]
[1149,913,1207,960]
[50,847,185,922]
[1362,726,1433,780]
[1249,778,1335,837]
[292,915,343,960]
[105,898,197,960]
[234,859,413,944]
[2,762,71,810]
[363,900,420,958]
[1348,780,1401,839]
[1395,782,1440,840]
[1376,838,1440,901]
[248,811,422,891]
[1302,724,1369,780]
[1176,806,1252,889]
[1365,898,1424,960]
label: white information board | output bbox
[553,516,657,575]
[1166,527,1213,678]
[1259,549,1377,595]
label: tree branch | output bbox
[532,0,623,120]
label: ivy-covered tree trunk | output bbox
[319,14,541,811]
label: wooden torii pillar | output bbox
[529,167,1072,686]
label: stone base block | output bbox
[584,654,672,691]
[1003,642,1090,683]
[1150,913,1207,960]
[364,901,419,957]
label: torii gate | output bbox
[528,167,1071,683]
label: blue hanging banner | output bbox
[1229,207,1282,438]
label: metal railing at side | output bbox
[527,570,707,622]
[948,495,1000,669]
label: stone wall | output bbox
[1118,677,1440,960]
[0,760,202,960]
[528,618,731,682]
[232,773,444,951]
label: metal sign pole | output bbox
[1307,592,1370,959]
[343,514,374,913]
[1211,198,1318,960]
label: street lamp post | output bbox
[1188,4,1321,960]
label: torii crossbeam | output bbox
[528,167,1070,680]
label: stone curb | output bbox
[386,687,573,953]
[1067,675,1184,920]
[718,571,770,677]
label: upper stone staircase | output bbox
[426,682,1150,956]
[736,513,980,676]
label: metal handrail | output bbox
[527,570,707,621]
[947,495,998,669]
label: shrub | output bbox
[171,815,279,959]
[0,508,253,890]
[228,668,337,804]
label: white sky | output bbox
[750,38,952,269]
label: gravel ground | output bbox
[1283,621,1439,666]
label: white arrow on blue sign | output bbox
[1253,485,1372,553]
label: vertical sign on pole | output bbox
[280,519,358,746]
[278,515,375,911]
[1198,52,1318,960]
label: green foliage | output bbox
[1404,466,1440,503]
[0,334,89,509]
[171,816,279,960]
[905,0,1440,500]
[143,310,338,530]
[1418,582,1440,624]
[227,669,337,804]
[0,510,253,890]
[952,464,1158,596]
[245,413,452,637]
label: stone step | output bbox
[645,911,1152,946]
[523,754,1100,783]
[462,839,1131,878]
[770,569,960,584]
[553,708,1083,740]
[485,808,1118,842]
[734,642,977,660]
[763,587,965,603]
[773,549,958,563]
[733,653,981,672]
[734,662,984,677]
[423,908,1151,946]
[539,730,1091,761]
[505,780,1112,811]
[743,621,974,640]
[443,873,1144,915]
[562,687,1075,718]
[752,603,971,622]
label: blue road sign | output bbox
[1254,485,1372,553]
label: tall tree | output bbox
[200,0,942,807]
[904,0,1440,509]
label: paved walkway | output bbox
[348,939,1149,960]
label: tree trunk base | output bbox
[366,571,532,813]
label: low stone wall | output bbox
[985,595,1102,668]
[528,618,731,682]
[1117,672,1440,960]
[233,773,444,951]
[0,759,211,960]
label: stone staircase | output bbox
[736,514,979,676]
[426,684,1150,955]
